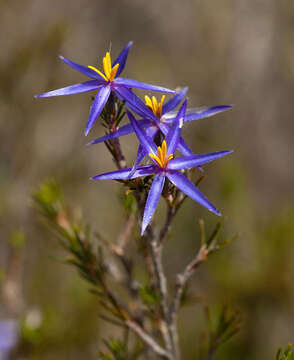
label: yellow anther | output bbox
[145,96,152,108]
[88,51,119,82]
[145,95,165,118]
[149,153,162,167]
[109,64,119,81]
[158,146,163,165]
[103,57,110,79]
[152,96,158,111]
[88,66,108,81]
[149,140,173,168]
[105,52,112,75]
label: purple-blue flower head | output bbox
[91,100,233,235]
[35,41,175,136]
[0,319,19,358]
[88,87,232,158]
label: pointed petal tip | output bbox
[90,175,101,180]
[177,87,188,96]
[177,86,188,92]
[215,104,233,109]
[141,222,148,236]
[34,93,47,98]
[209,206,221,216]
[220,150,233,155]
[218,104,233,110]
[215,209,222,216]
[223,150,234,156]
[174,86,188,97]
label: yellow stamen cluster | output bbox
[149,140,173,168]
[145,95,165,118]
[88,52,119,82]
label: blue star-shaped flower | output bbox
[35,41,175,135]
[88,88,232,171]
[91,100,232,235]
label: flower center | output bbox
[145,95,165,118]
[88,52,119,82]
[149,140,173,168]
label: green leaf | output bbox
[99,338,128,360]
[276,344,294,360]
[139,285,160,306]
[201,305,241,360]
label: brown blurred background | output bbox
[0,0,294,359]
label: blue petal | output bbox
[114,86,159,122]
[114,78,175,94]
[128,126,158,178]
[87,123,133,145]
[35,80,103,98]
[176,138,204,171]
[167,170,220,216]
[162,87,187,115]
[112,41,133,77]
[91,164,155,180]
[142,173,165,235]
[87,119,150,146]
[168,151,233,170]
[156,122,170,136]
[177,137,194,156]
[59,55,104,80]
[126,110,158,159]
[0,320,18,350]
[162,105,233,124]
[166,100,187,156]
[128,145,146,179]
[85,85,111,136]
[184,105,233,122]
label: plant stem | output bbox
[126,320,172,359]
[148,235,173,356]
[169,245,209,359]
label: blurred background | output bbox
[1,0,294,359]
